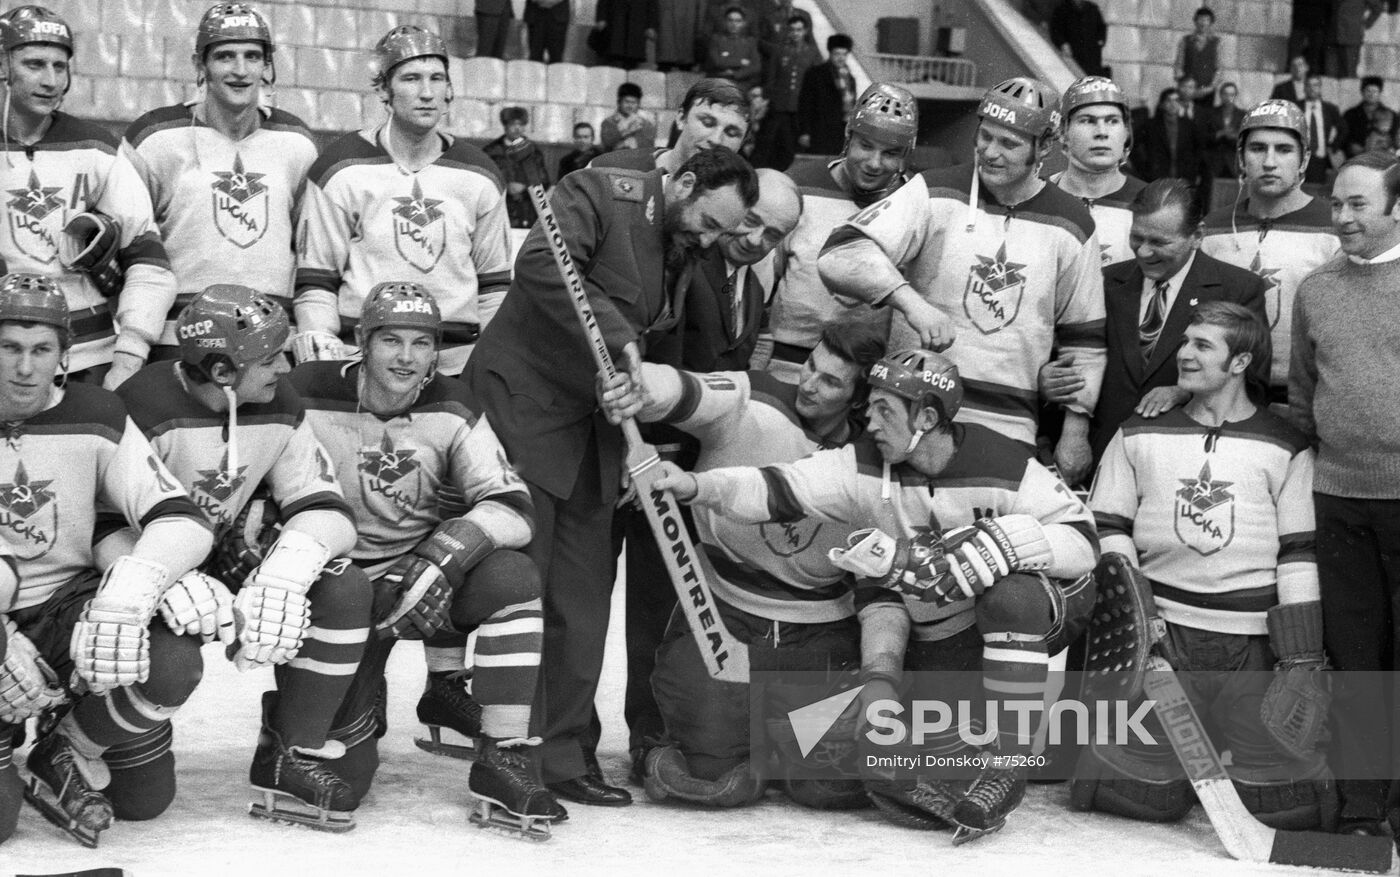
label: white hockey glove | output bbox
[291,330,348,365]
[159,572,237,645]
[0,616,66,724]
[70,555,170,693]
[830,527,961,602]
[937,514,1054,600]
[231,530,328,670]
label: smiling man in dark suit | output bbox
[1088,178,1268,460]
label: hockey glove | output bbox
[159,571,237,645]
[1261,601,1331,759]
[207,493,282,585]
[58,211,123,298]
[71,555,170,693]
[0,616,66,723]
[375,519,495,640]
[830,528,967,606]
[937,514,1055,601]
[231,530,328,670]
[291,330,348,365]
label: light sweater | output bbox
[1290,252,1400,497]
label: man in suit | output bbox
[1089,177,1268,461]
[796,34,857,156]
[1301,74,1344,183]
[1142,86,1202,184]
[464,148,758,807]
[1204,81,1247,178]
[1341,76,1399,157]
[1270,55,1311,107]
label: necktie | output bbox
[724,268,743,337]
[1140,279,1169,361]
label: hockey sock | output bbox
[424,644,468,673]
[981,634,1051,756]
[474,597,544,740]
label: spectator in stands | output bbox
[1173,6,1222,114]
[656,0,702,71]
[524,0,570,63]
[1142,86,1202,185]
[1205,81,1246,178]
[1270,55,1310,107]
[1328,0,1383,78]
[1343,77,1400,157]
[742,84,787,169]
[559,122,602,178]
[484,107,551,230]
[594,0,658,71]
[764,15,822,170]
[601,82,658,152]
[1301,74,1343,184]
[797,34,857,157]
[703,6,762,88]
[1049,0,1107,76]
[1287,0,1330,74]
[475,0,514,60]
[1364,112,1397,153]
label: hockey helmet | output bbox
[1060,75,1129,127]
[372,25,448,86]
[0,273,69,344]
[177,283,289,371]
[867,348,962,423]
[848,82,919,152]
[195,3,274,58]
[977,77,1061,143]
[1237,99,1310,171]
[358,281,442,343]
[0,6,72,56]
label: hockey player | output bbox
[650,348,1098,836]
[1050,76,1145,266]
[818,78,1106,487]
[123,3,318,357]
[1201,99,1338,410]
[0,274,213,846]
[293,25,511,376]
[113,284,373,831]
[599,320,884,809]
[591,78,751,175]
[0,6,178,388]
[765,82,918,385]
[290,282,562,837]
[1077,301,1332,830]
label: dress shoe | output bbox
[547,774,633,807]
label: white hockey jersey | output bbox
[823,166,1107,447]
[1201,197,1338,390]
[1051,173,1147,267]
[0,112,177,371]
[123,103,318,341]
[1091,407,1318,635]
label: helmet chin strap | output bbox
[903,427,925,456]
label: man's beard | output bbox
[663,199,698,270]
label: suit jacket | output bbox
[651,247,767,372]
[1341,101,1397,154]
[1090,251,1269,460]
[466,166,674,502]
[1300,99,1344,158]
[1143,111,1203,182]
[1270,79,1308,107]
[797,60,852,156]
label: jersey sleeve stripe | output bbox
[705,546,850,604]
[279,492,354,521]
[962,377,1039,418]
[118,232,172,269]
[666,371,705,424]
[819,225,870,255]
[1278,532,1316,565]
[473,490,534,524]
[1094,511,1134,538]
[295,268,341,296]
[138,497,212,532]
[758,466,807,523]
[1054,318,1107,349]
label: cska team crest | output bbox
[761,519,823,559]
[6,169,65,263]
[0,460,57,560]
[359,432,422,521]
[1248,250,1283,328]
[210,153,270,249]
[391,178,446,273]
[1174,461,1235,556]
[963,241,1026,334]
[191,451,250,529]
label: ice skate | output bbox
[414,670,483,760]
[22,731,114,848]
[951,759,1025,840]
[867,777,968,830]
[468,741,564,841]
[249,724,357,833]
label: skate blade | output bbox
[22,777,102,848]
[414,724,480,760]
[469,795,553,842]
[249,788,356,833]
[951,819,1006,846]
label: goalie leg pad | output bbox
[1231,758,1337,832]
[643,745,765,807]
[1070,740,1194,823]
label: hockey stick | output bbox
[527,185,749,683]
[1142,654,1394,873]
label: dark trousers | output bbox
[526,461,617,783]
[525,6,569,62]
[476,12,512,59]
[615,503,682,758]
[1315,491,1400,822]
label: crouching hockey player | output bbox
[112,284,373,831]
[1073,302,1335,830]
[0,274,214,846]
[600,320,885,809]
[292,282,562,839]
[653,349,1098,839]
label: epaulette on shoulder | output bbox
[606,171,646,202]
